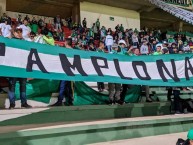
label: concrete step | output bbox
[0,114,192,145]
[91,132,187,145]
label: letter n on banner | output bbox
[185,57,193,80]
[156,59,180,82]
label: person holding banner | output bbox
[52,38,74,106]
[108,43,122,105]
[8,28,32,109]
[97,41,105,92]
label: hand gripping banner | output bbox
[148,0,193,25]
[1,37,193,86]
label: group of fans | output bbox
[0,13,193,114]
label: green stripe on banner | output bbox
[1,65,193,87]
[0,36,190,62]
[1,37,193,86]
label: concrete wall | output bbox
[0,0,6,16]
[6,11,67,25]
[80,2,140,30]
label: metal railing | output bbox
[162,0,192,7]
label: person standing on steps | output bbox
[52,38,75,106]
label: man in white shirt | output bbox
[105,32,114,52]
[0,21,6,36]
[132,32,139,46]
[19,19,31,40]
[140,40,149,55]
[2,20,12,38]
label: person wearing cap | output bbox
[7,28,32,109]
[105,32,114,53]
[107,43,122,105]
[118,39,128,55]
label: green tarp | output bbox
[15,80,141,105]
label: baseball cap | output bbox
[118,40,127,47]
[188,129,193,140]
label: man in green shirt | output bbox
[43,32,55,46]
[96,19,100,30]
[120,24,124,32]
[153,46,162,55]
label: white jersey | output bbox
[0,23,6,35]
[2,24,12,38]
[19,24,31,40]
[105,35,114,46]
[140,44,149,54]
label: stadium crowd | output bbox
[0,13,193,114]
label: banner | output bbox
[1,37,193,86]
[148,0,193,25]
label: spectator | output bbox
[96,18,100,30]
[108,43,122,105]
[8,28,32,109]
[100,26,106,39]
[88,42,96,51]
[0,20,5,36]
[2,20,12,38]
[132,32,139,46]
[54,15,62,31]
[97,41,105,92]
[140,40,149,55]
[120,24,124,32]
[0,13,8,23]
[31,17,37,24]
[19,19,31,40]
[31,19,38,34]
[17,14,22,25]
[82,18,87,28]
[183,41,190,52]
[153,46,162,55]
[24,15,30,22]
[105,32,114,52]
[43,31,55,46]
[38,18,44,28]
[52,38,74,106]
